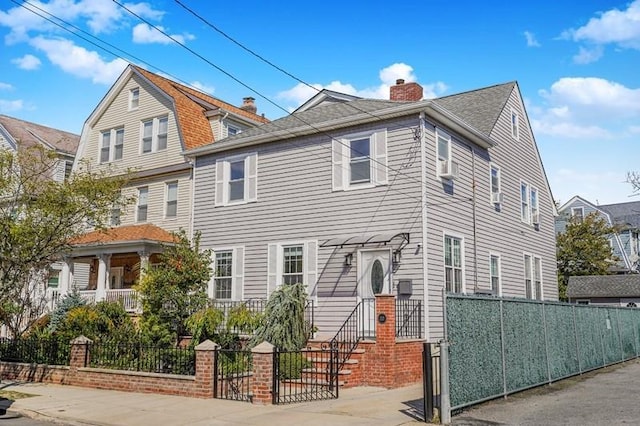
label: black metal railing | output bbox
[214,348,253,401]
[396,299,422,338]
[328,298,375,372]
[422,342,441,422]
[88,341,195,375]
[209,299,266,335]
[0,337,69,366]
[272,346,338,404]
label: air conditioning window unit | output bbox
[532,211,540,225]
[439,159,459,180]
[491,192,503,204]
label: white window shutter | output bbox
[233,247,244,301]
[267,243,278,296]
[305,240,317,297]
[246,153,258,202]
[207,256,215,299]
[332,138,345,191]
[373,130,387,185]
[214,160,225,206]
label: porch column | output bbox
[95,253,111,302]
[58,258,72,297]
[138,251,150,281]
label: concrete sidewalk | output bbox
[2,381,425,425]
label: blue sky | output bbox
[0,0,638,206]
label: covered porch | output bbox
[56,224,176,312]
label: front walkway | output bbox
[4,381,424,426]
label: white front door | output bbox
[357,249,391,337]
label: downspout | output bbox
[188,158,196,240]
[470,147,478,292]
[420,112,431,342]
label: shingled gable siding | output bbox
[555,199,605,235]
[424,88,558,339]
[83,74,184,173]
[76,73,193,233]
[193,117,426,335]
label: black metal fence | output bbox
[88,341,195,375]
[0,337,70,366]
[213,348,253,402]
[396,299,422,339]
[272,346,339,404]
[422,342,441,423]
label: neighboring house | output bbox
[186,78,558,340]
[0,114,80,299]
[567,275,640,307]
[62,64,268,311]
[556,196,640,273]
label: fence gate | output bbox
[272,346,339,404]
[213,348,253,402]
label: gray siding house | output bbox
[568,275,640,307]
[556,196,640,273]
[187,79,558,340]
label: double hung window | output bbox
[444,235,463,293]
[141,116,168,153]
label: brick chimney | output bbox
[390,79,423,101]
[240,97,257,114]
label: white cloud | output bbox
[539,77,640,117]
[532,77,640,139]
[132,23,195,45]
[0,99,24,112]
[0,82,13,91]
[561,0,640,63]
[531,119,611,139]
[0,0,165,43]
[277,63,447,108]
[11,54,41,70]
[524,31,541,47]
[30,36,127,84]
[190,81,214,94]
[572,45,603,64]
[565,0,640,49]
[628,125,640,134]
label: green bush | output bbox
[278,352,312,380]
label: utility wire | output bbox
[112,0,429,190]
[13,0,200,93]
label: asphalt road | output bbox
[452,359,640,425]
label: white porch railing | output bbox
[105,289,138,313]
[46,288,60,311]
[79,290,96,305]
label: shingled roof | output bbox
[598,201,640,229]
[132,66,269,150]
[188,81,515,155]
[433,82,516,137]
[567,275,640,298]
[71,224,176,246]
[0,114,79,155]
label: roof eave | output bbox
[185,101,494,157]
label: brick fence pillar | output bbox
[194,340,218,398]
[70,335,92,369]
[375,294,397,388]
[251,341,274,405]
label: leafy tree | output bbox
[557,212,616,300]
[137,230,212,344]
[250,282,309,350]
[0,146,131,336]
